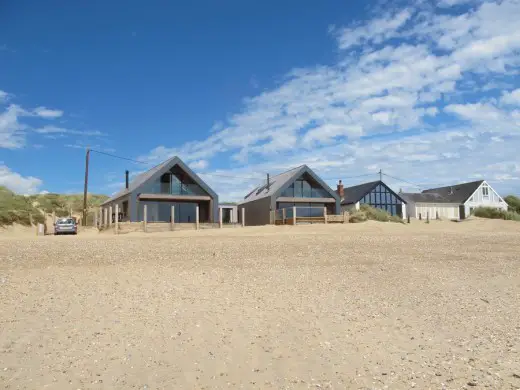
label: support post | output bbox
[218,207,222,228]
[282,208,286,225]
[115,204,119,234]
[436,211,439,220]
[171,205,175,231]
[419,213,422,221]
[343,211,349,223]
[52,211,56,224]
[94,208,98,228]
[108,206,112,227]
[407,215,411,224]
[98,208,102,228]
[324,206,328,224]
[196,205,199,230]
[427,211,430,223]
[292,206,296,225]
[241,207,245,227]
[103,208,108,226]
[143,204,147,233]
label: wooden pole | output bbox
[292,206,296,225]
[108,206,112,227]
[82,148,90,227]
[218,207,222,228]
[282,208,286,225]
[103,208,107,226]
[93,208,98,228]
[52,211,56,224]
[143,204,147,233]
[196,206,200,230]
[115,204,119,234]
[324,206,328,224]
[170,205,175,231]
[241,207,245,227]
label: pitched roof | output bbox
[341,180,380,204]
[400,192,456,204]
[239,164,339,204]
[101,156,216,205]
[341,180,407,205]
[421,180,484,204]
[239,165,306,203]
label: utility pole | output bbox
[379,169,382,181]
[82,148,90,226]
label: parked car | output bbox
[54,217,77,235]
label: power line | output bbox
[90,149,150,165]
[382,172,423,189]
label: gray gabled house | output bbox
[237,165,341,226]
[101,156,218,223]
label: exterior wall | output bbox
[464,182,508,217]
[219,205,238,223]
[102,195,130,222]
[238,196,271,226]
[415,203,460,220]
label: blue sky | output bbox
[1,0,519,199]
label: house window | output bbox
[482,184,489,197]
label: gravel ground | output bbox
[1,219,519,389]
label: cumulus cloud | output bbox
[0,164,43,194]
[0,104,28,149]
[137,0,520,199]
[35,125,104,136]
[33,106,63,118]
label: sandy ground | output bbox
[1,219,519,389]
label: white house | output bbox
[401,180,508,220]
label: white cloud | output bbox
[335,9,413,51]
[35,125,104,136]
[438,0,476,8]
[0,104,27,149]
[137,0,520,199]
[33,106,63,118]
[0,164,43,194]
[0,90,8,102]
[501,89,520,106]
[190,159,209,170]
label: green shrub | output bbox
[0,186,45,226]
[473,206,520,221]
[349,210,367,223]
[359,204,405,224]
[504,195,520,214]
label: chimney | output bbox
[448,186,453,195]
[267,173,270,191]
[125,170,129,189]
[337,180,344,199]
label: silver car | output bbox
[54,218,77,235]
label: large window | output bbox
[281,178,331,198]
[358,184,402,216]
[143,166,207,196]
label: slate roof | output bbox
[400,192,455,204]
[341,180,407,205]
[341,181,380,205]
[101,156,216,205]
[239,165,338,204]
[421,180,484,204]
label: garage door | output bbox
[416,204,459,220]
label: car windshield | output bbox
[57,218,74,225]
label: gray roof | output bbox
[421,180,484,203]
[400,192,457,204]
[401,180,484,204]
[239,165,338,204]
[341,180,407,205]
[101,156,216,205]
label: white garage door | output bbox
[416,204,459,220]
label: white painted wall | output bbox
[341,202,360,213]
[413,203,460,220]
[464,181,508,216]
